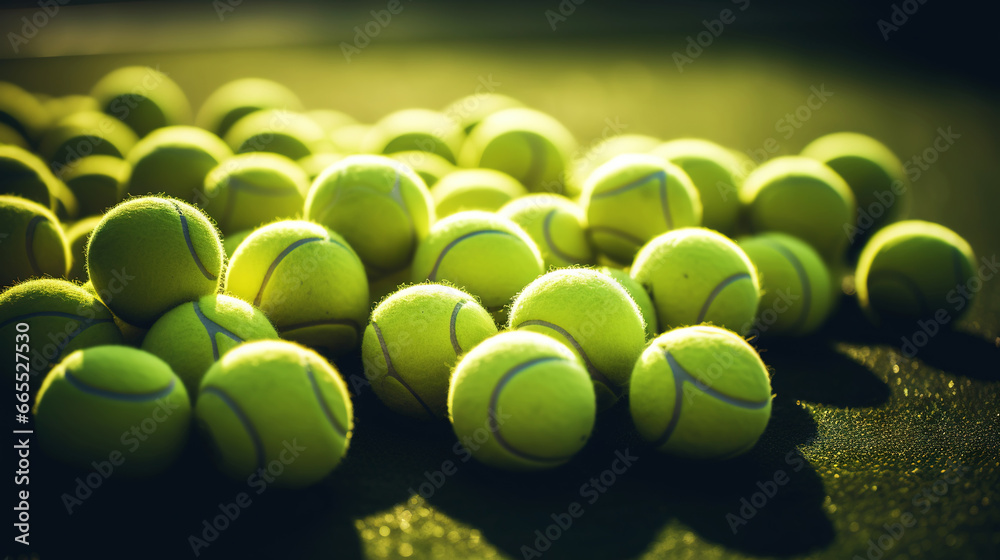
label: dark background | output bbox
[3,1,998,559]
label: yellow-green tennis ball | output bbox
[196,78,304,138]
[442,92,524,134]
[581,153,703,265]
[34,345,191,475]
[651,138,747,235]
[306,109,356,134]
[86,196,223,327]
[0,195,70,288]
[388,150,456,187]
[448,331,596,471]
[196,340,353,488]
[411,211,544,314]
[363,108,465,164]
[200,152,308,234]
[362,284,498,419]
[125,126,232,201]
[498,194,594,269]
[740,156,856,262]
[629,325,772,460]
[459,108,577,194]
[142,293,278,394]
[631,228,760,335]
[223,220,369,354]
[431,168,527,218]
[567,133,662,198]
[367,266,413,307]
[330,123,372,154]
[0,81,50,144]
[65,216,102,281]
[801,132,910,242]
[598,266,658,340]
[855,220,977,325]
[298,152,344,181]
[60,155,129,217]
[41,95,100,127]
[39,111,138,171]
[90,66,192,137]
[0,145,78,218]
[224,109,332,160]
[507,268,645,408]
[81,280,148,346]
[304,154,435,277]
[222,228,254,260]
[0,122,29,148]
[737,233,834,337]
[0,278,123,392]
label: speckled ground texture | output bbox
[6,33,999,560]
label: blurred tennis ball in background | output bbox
[629,325,772,459]
[388,150,456,188]
[196,78,303,138]
[224,109,332,160]
[498,193,594,269]
[442,92,524,133]
[740,156,857,262]
[306,109,357,135]
[330,123,373,154]
[304,154,435,278]
[59,155,129,217]
[200,152,309,234]
[41,95,100,127]
[297,152,344,181]
[651,138,748,235]
[362,284,498,419]
[90,66,191,137]
[0,195,70,288]
[38,111,138,174]
[0,81,50,145]
[431,168,527,217]
[448,331,596,471]
[65,215,102,281]
[125,126,232,201]
[581,153,702,265]
[224,220,369,355]
[460,107,576,194]
[631,228,760,335]
[363,108,465,164]
[567,133,661,198]
[0,144,79,219]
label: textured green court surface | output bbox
[4,32,998,560]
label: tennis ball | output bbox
[629,325,772,459]
[388,150,456,187]
[142,293,279,394]
[224,109,332,160]
[431,169,527,218]
[304,154,435,277]
[34,345,191,475]
[81,280,148,346]
[195,340,353,488]
[0,195,70,288]
[651,138,748,235]
[306,109,356,134]
[459,108,576,193]
[222,229,254,260]
[507,268,645,408]
[363,108,465,164]
[598,266,658,340]
[740,156,857,261]
[567,133,662,198]
[196,78,303,138]
[60,155,130,217]
[448,331,596,471]
[737,233,834,336]
[498,194,594,269]
[362,284,498,419]
[631,228,760,335]
[0,81,49,144]
[0,278,123,392]
[86,196,223,327]
[801,132,909,242]
[411,211,544,314]
[199,152,308,234]
[298,152,343,181]
[855,220,977,325]
[1,145,79,219]
[125,126,232,201]
[330,123,372,154]
[442,92,524,133]
[39,111,138,173]
[41,94,100,126]
[65,216,102,281]
[0,122,29,148]
[581,153,703,265]
[90,66,192,137]
[367,267,413,307]
[223,220,369,354]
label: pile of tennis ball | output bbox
[1,67,979,485]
